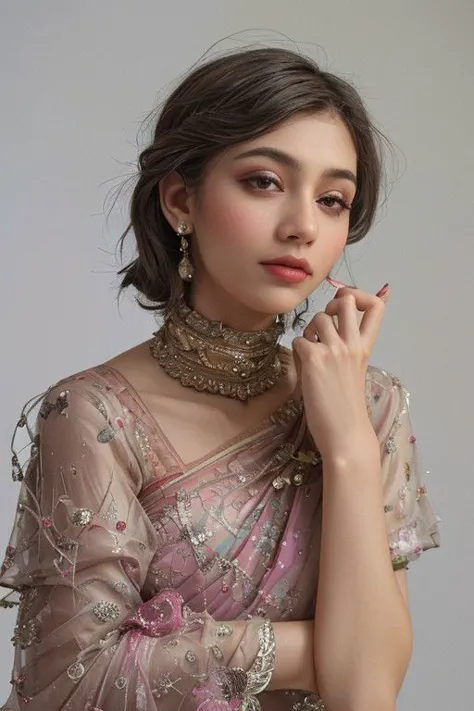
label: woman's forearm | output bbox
[268,619,319,694]
[228,618,318,695]
[313,426,413,711]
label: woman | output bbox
[0,46,440,710]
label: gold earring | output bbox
[177,221,194,282]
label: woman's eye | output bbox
[243,174,279,191]
[243,177,352,215]
[318,195,352,215]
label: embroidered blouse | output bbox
[0,362,441,710]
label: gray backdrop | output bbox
[1,1,471,708]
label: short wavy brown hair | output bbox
[113,46,391,330]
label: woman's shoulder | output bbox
[14,341,155,438]
[31,339,155,403]
[30,364,124,414]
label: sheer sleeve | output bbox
[0,378,274,710]
[368,368,441,571]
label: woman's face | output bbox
[184,110,358,330]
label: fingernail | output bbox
[326,276,347,289]
[327,276,358,290]
[376,283,390,298]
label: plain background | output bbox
[1,1,472,708]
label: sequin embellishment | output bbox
[70,508,93,527]
[216,623,233,637]
[385,437,398,454]
[11,618,40,649]
[211,644,224,660]
[292,694,327,710]
[97,427,116,443]
[67,661,85,681]
[92,601,120,623]
[271,447,320,489]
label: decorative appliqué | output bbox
[67,661,85,681]
[385,437,398,454]
[389,521,423,564]
[70,508,93,527]
[11,617,40,649]
[39,390,70,419]
[97,427,117,443]
[210,644,224,660]
[216,623,233,637]
[292,694,327,710]
[92,601,120,623]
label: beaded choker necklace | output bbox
[149,296,287,401]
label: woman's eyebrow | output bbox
[233,146,357,186]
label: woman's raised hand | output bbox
[292,284,390,462]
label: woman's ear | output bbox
[158,170,193,231]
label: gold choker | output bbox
[149,297,287,401]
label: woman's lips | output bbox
[261,263,309,283]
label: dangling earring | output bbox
[177,221,194,282]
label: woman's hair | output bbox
[114,46,391,330]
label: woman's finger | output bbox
[358,299,386,352]
[303,312,339,345]
[326,286,382,312]
[325,292,360,342]
[325,286,388,351]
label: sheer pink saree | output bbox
[0,364,440,709]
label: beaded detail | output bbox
[11,618,40,649]
[243,620,276,705]
[70,508,93,527]
[92,601,120,623]
[211,644,224,660]
[292,695,327,710]
[271,445,321,489]
[216,623,233,637]
[385,437,398,454]
[67,661,85,682]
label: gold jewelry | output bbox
[177,221,194,281]
[149,296,287,401]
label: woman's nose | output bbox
[279,209,319,244]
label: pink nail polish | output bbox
[326,276,348,289]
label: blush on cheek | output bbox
[320,229,348,275]
[205,201,259,248]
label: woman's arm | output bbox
[264,619,319,695]
[292,287,440,711]
[313,426,413,711]
[311,365,442,711]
